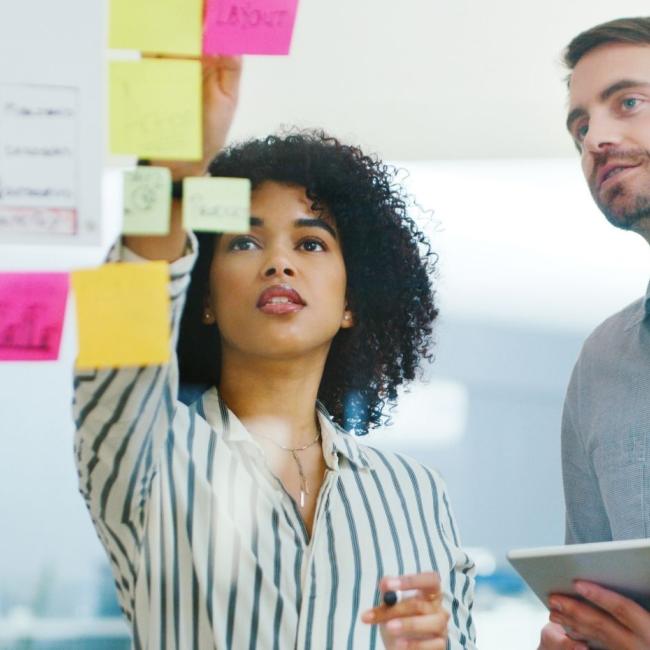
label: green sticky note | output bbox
[109,0,203,57]
[109,59,202,161]
[183,177,251,233]
[122,167,171,235]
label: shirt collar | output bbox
[198,388,374,471]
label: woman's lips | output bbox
[258,300,305,315]
[257,284,306,315]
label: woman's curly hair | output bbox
[177,131,438,435]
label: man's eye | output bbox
[622,97,641,110]
[576,124,589,141]
[299,238,325,252]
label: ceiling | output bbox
[229,0,650,160]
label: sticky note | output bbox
[110,0,203,57]
[0,273,69,361]
[203,0,300,55]
[71,262,170,369]
[122,167,172,235]
[183,177,251,233]
[109,59,202,161]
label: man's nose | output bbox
[582,113,625,154]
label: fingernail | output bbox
[362,611,375,623]
[386,619,402,632]
[574,582,590,597]
[385,578,401,590]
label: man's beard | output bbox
[590,149,650,231]
[596,184,650,230]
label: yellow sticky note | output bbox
[110,59,202,161]
[72,262,170,369]
[110,0,203,57]
[183,177,251,233]
[122,167,172,235]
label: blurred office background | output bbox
[2,1,650,648]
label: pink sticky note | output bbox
[0,273,69,361]
[203,0,299,55]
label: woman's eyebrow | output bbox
[249,215,337,239]
[295,218,337,239]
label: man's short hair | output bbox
[564,17,650,70]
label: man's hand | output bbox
[542,581,650,650]
[539,622,588,649]
[361,572,449,649]
[150,55,243,181]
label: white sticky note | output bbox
[183,177,251,233]
[122,167,172,235]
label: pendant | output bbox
[300,490,306,509]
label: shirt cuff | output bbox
[106,231,199,278]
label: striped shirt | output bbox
[73,237,476,649]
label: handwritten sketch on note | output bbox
[109,59,202,161]
[122,167,172,235]
[203,0,300,55]
[183,177,251,233]
[0,273,69,361]
[0,84,79,238]
[110,0,203,56]
[72,262,171,369]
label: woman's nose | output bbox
[262,253,296,279]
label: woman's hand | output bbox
[150,55,243,181]
[125,55,242,261]
[361,572,449,649]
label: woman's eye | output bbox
[576,123,589,141]
[299,239,325,252]
[229,237,259,251]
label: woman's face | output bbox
[206,181,353,362]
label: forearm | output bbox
[123,198,187,263]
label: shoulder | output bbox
[581,296,645,358]
[359,442,447,492]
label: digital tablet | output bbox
[507,538,650,610]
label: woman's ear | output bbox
[341,309,355,329]
[202,296,216,325]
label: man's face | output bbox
[567,43,650,232]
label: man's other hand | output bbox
[542,581,650,650]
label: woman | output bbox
[74,58,476,649]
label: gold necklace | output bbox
[254,422,321,509]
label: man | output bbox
[539,17,650,650]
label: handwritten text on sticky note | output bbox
[122,167,172,235]
[183,177,251,233]
[109,59,202,161]
[0,273,69,361]
[72,262,170,369]
[0,84,79,238]
[110,0,203,57]
[203,0,299,55]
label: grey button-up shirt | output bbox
[562,280,650,543]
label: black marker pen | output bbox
[383,589,419,606]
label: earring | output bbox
[204,310,212,322]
